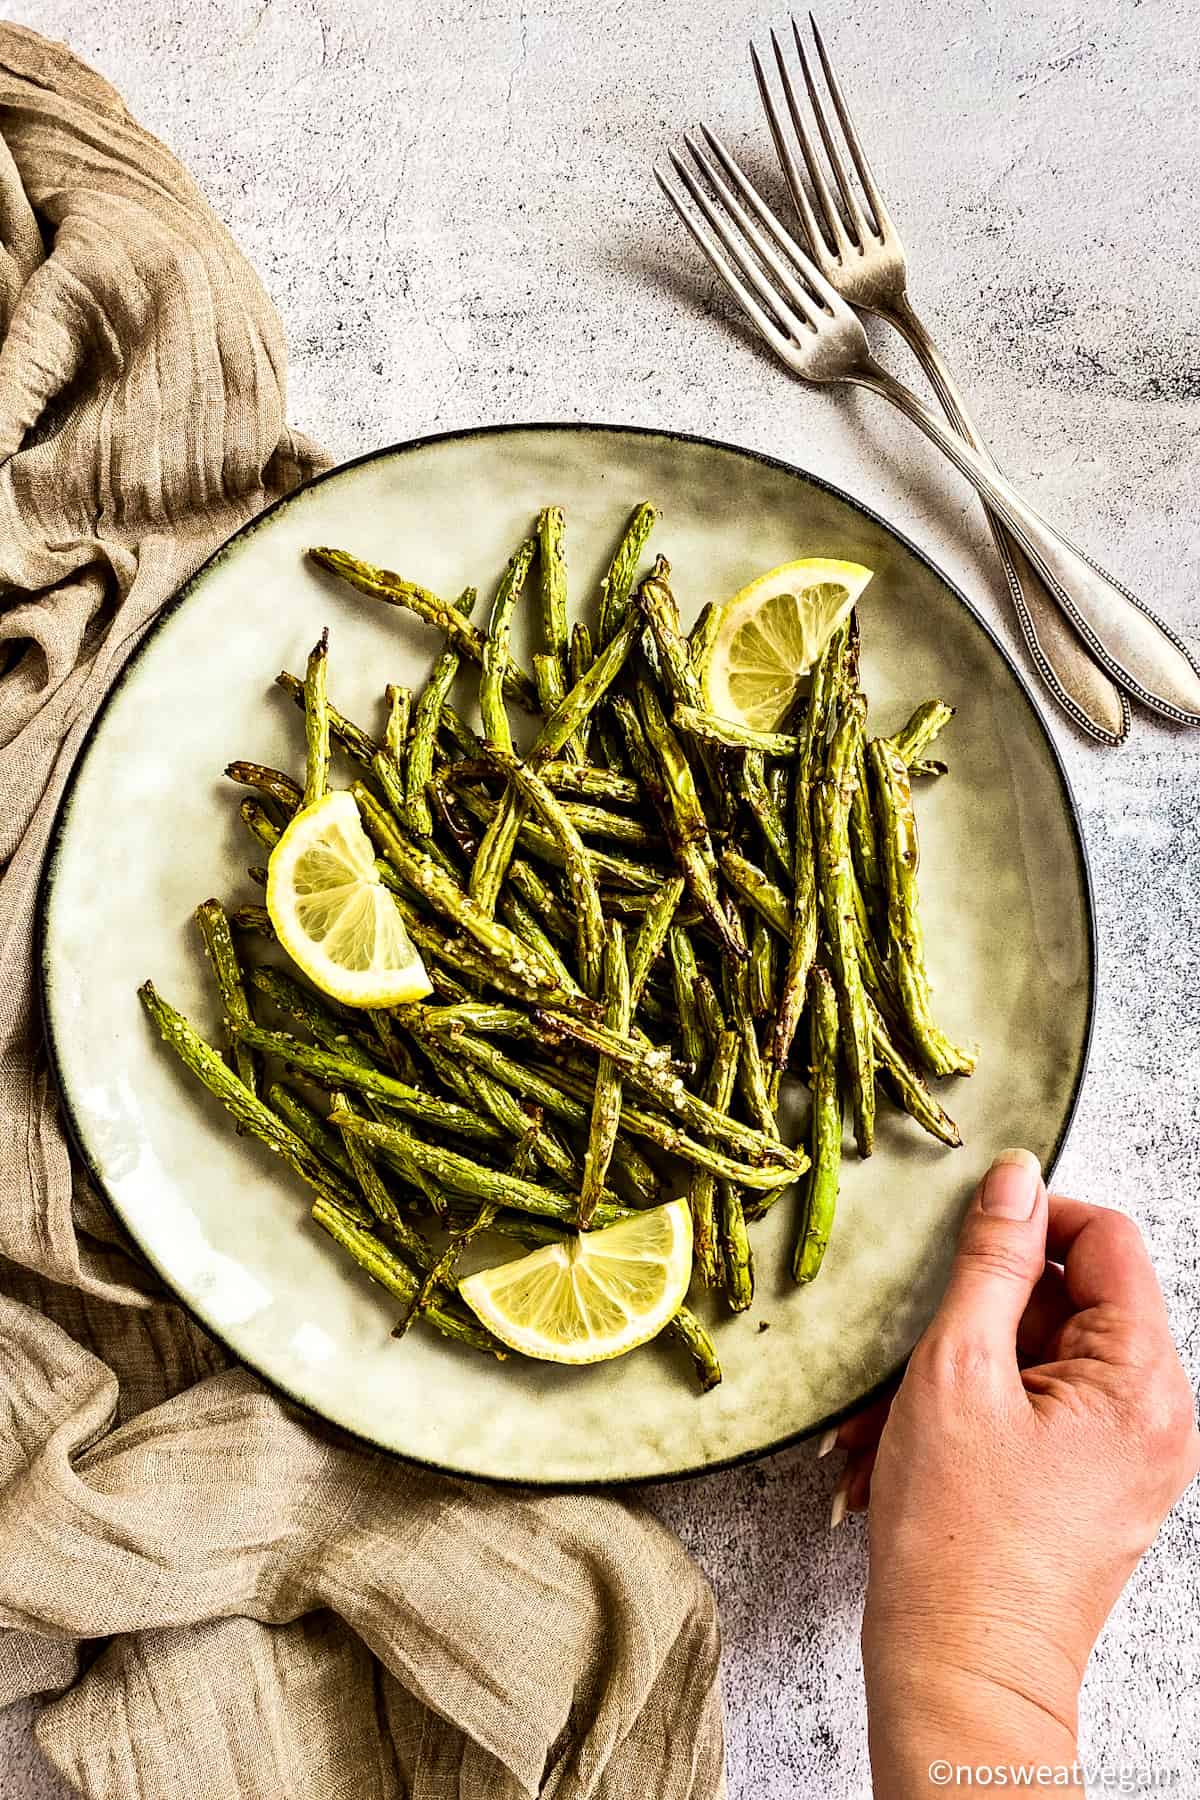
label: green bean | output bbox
[618,687,744,961]
[578,919,631,1227]
[307,546,538,710]
[770,623,846,1072]
[267,1081,360,1192]
[385,684,411,764]
[468,607,642,912]
[536,504,569,681]
[723,953,777,1140]
[231,903,275,941]
[687,600,720,675]
[665,1306,722,1392]
[534,1010,803,1170]
[245,965,375,1068]
[719,850,791,940]
[490,752,605,998]
[748,917,776,1023]
[195,899,259,1095]
[794,967,841,1283]
[276,670,380,767]
[539,761,641,805]
[224,762,302,816]
[336,1111,632,1228]
[889,699,955,767]
[867,995,963,1148]
[849,734,883,925]
[568,621,594,760]
[739,751,791,874]
[596,501,658,647]
[480,538,535,751]
[240,797,281,855]
[353,786,566,998]
[500,896,581,998]
[668,927,706,1071]
[628,875,686,1007]
[310,1196,502,1356]
[302,629,331,807]
[694,972,725,1052]
[688,1030,738,1287]
[532,651,568,731]
[232,1020,508,1144]
[718,1179,754,1312]
[673,706,800,757]
[869,738,976,1079]
[405,587,474,836]
[328,1092,438,1265]
[138,982,359,1213]
[814,693,875,1156]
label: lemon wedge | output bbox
[266,790,432,1008]
[701,557,873,732]
[457,1199,693,1365]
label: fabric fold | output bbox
[0,23,724,1799]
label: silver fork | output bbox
[655,87,1200,733]
[752,17,1129,745]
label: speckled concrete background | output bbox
[3,0,1198,1794]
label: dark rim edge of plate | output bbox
[34,419,1099,1492]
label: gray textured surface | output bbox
[4,0,1198,1794]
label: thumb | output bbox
[932,1148,1048,1371]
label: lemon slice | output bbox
[458,1199,693,1365]
[701,557,873,732]
[266,790,432,1008]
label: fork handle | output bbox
[857,359,1200,726]
[886,302,1129,745]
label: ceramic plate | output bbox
[39,425,1094,1485]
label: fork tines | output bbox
[654,129,832,353]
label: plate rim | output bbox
[35,419,1098,1488]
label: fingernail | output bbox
[816,1427,838,1459]
[830,1473,850,1531]
[979,1148,1041,1220]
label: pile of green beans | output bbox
[140,502,970,1393]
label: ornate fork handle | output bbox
[857,348,1200,727]
[888,300,1130,744]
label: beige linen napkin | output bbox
[0,25,724,1797]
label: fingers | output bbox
[817,1383,899,1459]
[925,1148,1049,1378]
[831,1446,876,1528]
[1045,1195,1169,1324]
[825,1263,1072,1465]
[1017,1265,1073,1360]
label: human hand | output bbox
[826,1149,1200,1796]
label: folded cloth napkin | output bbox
[0,26,724,1798]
